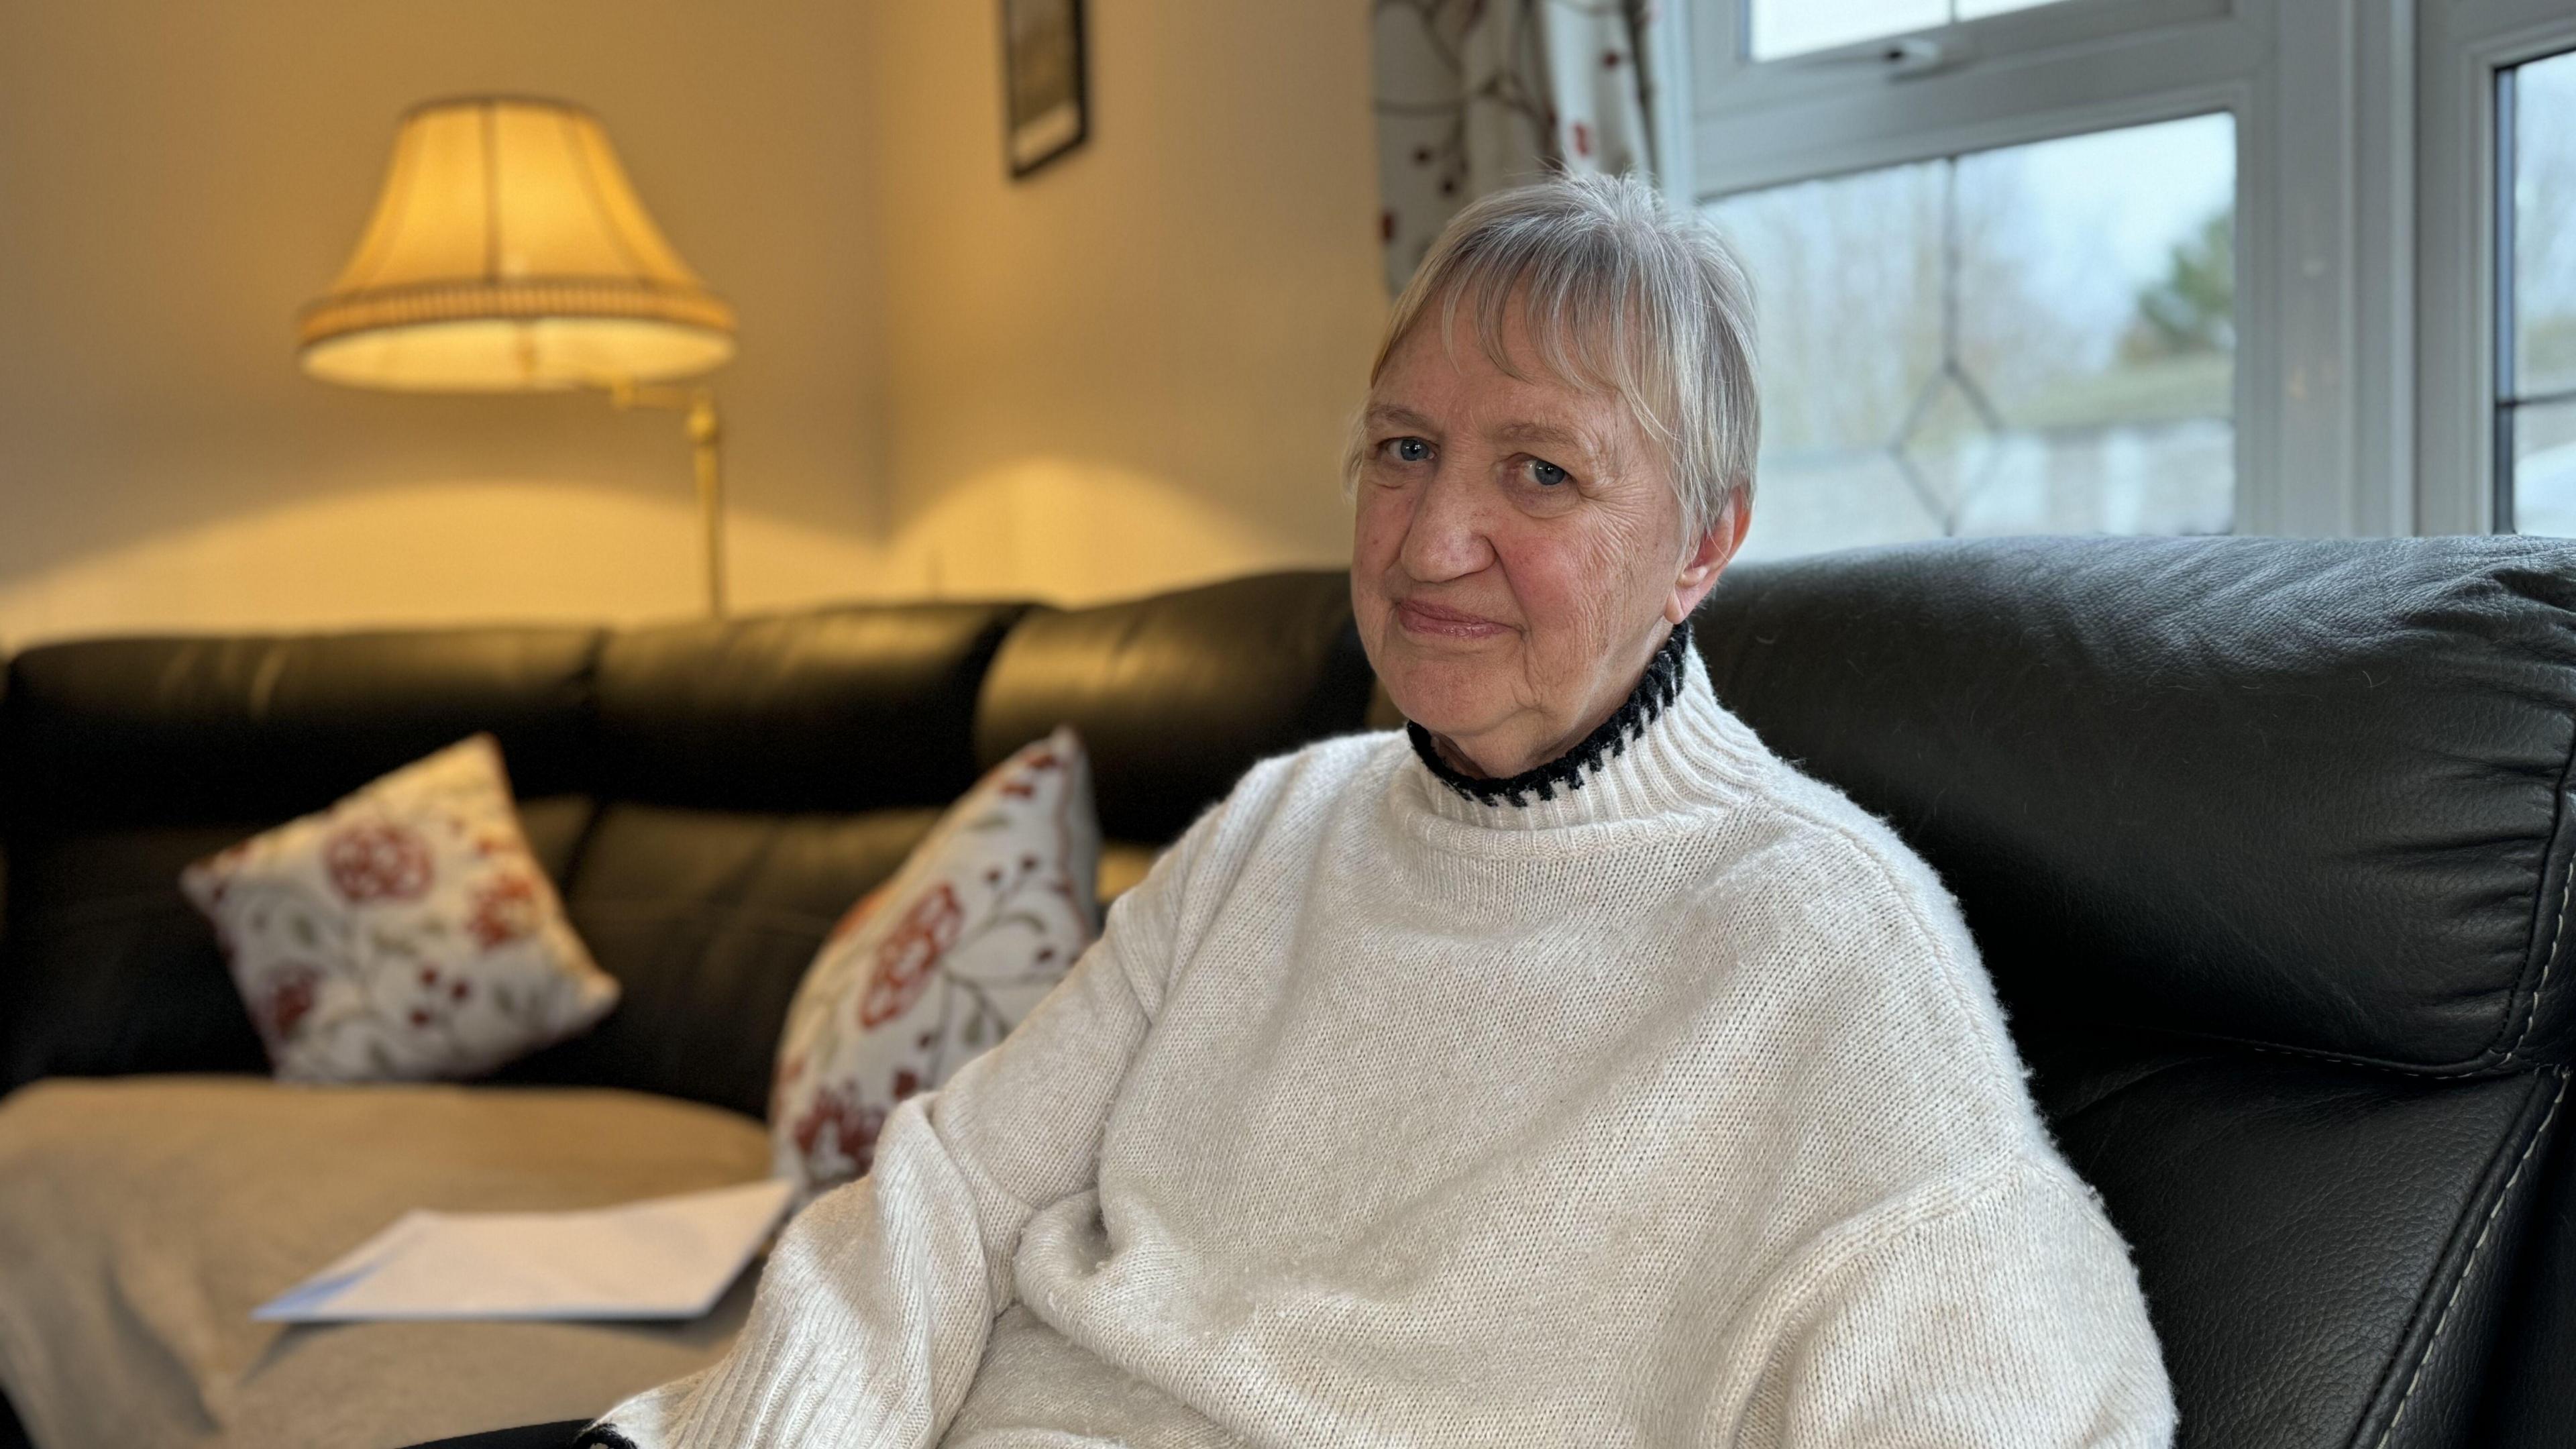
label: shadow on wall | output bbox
[892,459,1328,604]
[0,462,1348,652]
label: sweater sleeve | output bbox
[588,807,1211,1449]
[1739,1160,2178,1449]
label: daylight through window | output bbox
[1746,0,2069,61]
[1705,113,2235,563]
[2504,48,2576,536]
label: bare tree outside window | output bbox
[1705,113,2235,560]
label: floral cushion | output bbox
[771,727,1100,1202]
[180,735,619,1082]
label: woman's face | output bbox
[1352,304,1746,778]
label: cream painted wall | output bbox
[865,0,1384,604]
[0,0,892,651]
[0,1,1384,651]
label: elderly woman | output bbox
[584,174,2175,1448]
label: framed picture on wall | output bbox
[1002,0,1087,178]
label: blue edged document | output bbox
[253,1178,795,1323]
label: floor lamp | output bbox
[297,95,740,616]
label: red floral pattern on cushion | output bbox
[786,1063,938,1183]
[254,964,323,1046]
[467,870,544,950]
[323,822,435,903]
[858,884,965,1029]
[770,727,1101,1204]
[180,735,619,1083]
[790,1084,889,1181]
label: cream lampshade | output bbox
[299,96,741,613]
[299,96,734,389]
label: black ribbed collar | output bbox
[1405,621,1694,808]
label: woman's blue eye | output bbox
[1529,459,1569,487]
[1391,437,1431,463]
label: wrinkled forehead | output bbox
[1374,272,1658,415]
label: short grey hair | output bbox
[1354,172,1761,541]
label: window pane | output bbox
[2514,49,2576,400]
[1749,0,2068,61]
[2512,399,2576,537]
[1705,113,2236,560]
[1749,1,1945,60]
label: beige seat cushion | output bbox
[0,1077,770,1449]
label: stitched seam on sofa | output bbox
[2231,1038,2510,1080]
[2044,1018,2563,1093]
[2502,849,2573,1068]
[2483,541,2576,1062]
[2497,734,2576,1065]
[2112,1028,2536,1082]
[2365,1069,2567,1449]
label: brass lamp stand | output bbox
[608,382,728,617]
[297,96,741,619]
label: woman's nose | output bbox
[1397,468,1497,583]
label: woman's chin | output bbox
[1381,669,1509,745]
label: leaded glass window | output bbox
[1705,113,2235,561]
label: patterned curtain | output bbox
[1373,0,1659,293]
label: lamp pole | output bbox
[608,380,728,618]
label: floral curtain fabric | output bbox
[1373,0,1659,292]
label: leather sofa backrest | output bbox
[1697,534,2576,1075]
[593,602,1028,814]
[3,630,599,826]
[0,574,1372,1116]
[0,629,603,1086]
[509,600,1031,1112]
[975,572,1376,844]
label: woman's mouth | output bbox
[1395,599,1511,640]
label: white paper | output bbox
[254,1177,795,1323]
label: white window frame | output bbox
[1668,0,2416,539]
[2418,0,2576,535]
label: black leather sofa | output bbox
[3,535,2571,1448]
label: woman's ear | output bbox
[1663,493,1752,625]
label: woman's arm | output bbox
[1733,1158,2176,1448]
[590,810,1208,1449]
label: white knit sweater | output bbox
[598,636,2176,1448]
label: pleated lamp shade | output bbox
[299,96,736,391]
